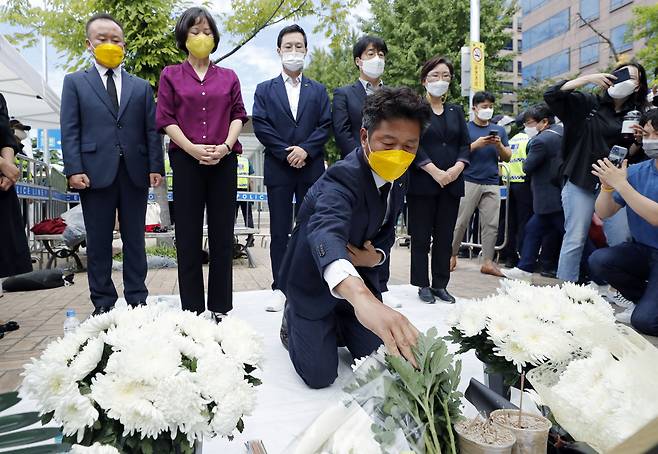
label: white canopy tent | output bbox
[0,34,60,129]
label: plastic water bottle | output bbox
[63,309,80,335]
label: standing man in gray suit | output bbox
[61,13,164,315]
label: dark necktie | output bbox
[380,182,391,206]
[106,68,119,112]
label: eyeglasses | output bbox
[426,72,452,81]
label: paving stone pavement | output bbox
[0,243,654,393]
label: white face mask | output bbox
[643,139,658,158]
[361,56,385,79]
[607,79,637,99]
[426,80,450,98]
[281,51,305,72]
[14,129,28,140]
[476,107,494,121]
[524,126,538,138]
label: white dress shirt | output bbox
[323,170,390,299]
[359,78,383,95]
[282,73,302,120]
[95,61,122,106]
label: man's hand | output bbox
[69,173,91,190]
[150,173,163,187]
[0,160,19,183]
[592,158,628,190]
[347,241,383,268]
[471,135,496,150]
[0,176,13,191]
[286,146,308,168]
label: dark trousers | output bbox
[286,301,382,389]
[170,150,237,314]
[80,159,148,308]
[500,182,533,259]
[0,187,32,278]
[589,242,658,335]
[267,182,313,290]
[235,201,254,228]
[517,211,565,272]
[408,192,460,289]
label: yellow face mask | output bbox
[366,140,416,182]
[92,43,124,69]
[186,34,215,59]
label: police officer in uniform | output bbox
[236,154,255,247]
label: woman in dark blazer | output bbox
[408,56,470,304]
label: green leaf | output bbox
[40,412,55,426]
[0,392,20,413]
[0,413,41,434]
[1,444,71,454]
[0,428,63,449]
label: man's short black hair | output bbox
[277,24,307,48]
[640,108,658,128]
[361,86,432,133]
[175,7,220,55]
[473,91,495,105]
[86,13,123,38]
[524,103,555,125]
[353,35,388,65]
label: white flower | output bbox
[71,443,120,454]
[103,336,181,384]
[153,372,208,443]
[69,337,106,382]
[562,282,598,302]
[210,380,256,437]
[218,317,265,367]
[492,336,533,372]
[53,391,99,442]
[20,362,78,413]
[455,302,487,337]
[485,314,514,342]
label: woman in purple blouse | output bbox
[156,7,248,319]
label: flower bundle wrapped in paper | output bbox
[446,280,616,377]
[527,325,658,453]
[20,303,264,453]
[289,328,462,454]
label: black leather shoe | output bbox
[128,301,147,308]
[92,306,113,316]
[418,287,435,303]
[431,288,456,304]
[280,307,289,351]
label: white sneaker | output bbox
[615,306,635,324]
[382,293,402,308]
[502,267,533,281]
[265,289,286,312]
[609,290,634,309]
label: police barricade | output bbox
[459,163,511,256]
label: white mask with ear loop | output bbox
[14,129,28,140]
[607,79,637,99]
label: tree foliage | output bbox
[631,4,658,84]
[0,0,358,87]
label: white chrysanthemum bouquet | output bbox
[20,303,264,454]
[446,280,616,378]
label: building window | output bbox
[579,0,599,21]
[523,8,570,50]
[523,48,570,84]
[579,36,599,67]
[504,39,514,50]
[501,81,515,94]
[610,0,633,12]
[502,104,515,114]
[610,24,633,53]
[517,39,523,51]
[521,0,550,15]
[503,60,514,73]
[517,61,523,74]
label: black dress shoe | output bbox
[418,287,435,303]
[430,288,456,304]
[92,306,113,316]
[280,307,289,351]
[128,301,147,308]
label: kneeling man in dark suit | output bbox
[278,87,432,388]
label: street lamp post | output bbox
[469,0,480,115]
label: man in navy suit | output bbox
[278,87,431,389]
[253,24,331,312]
[61,14,164,315]
[332,35,387,159]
